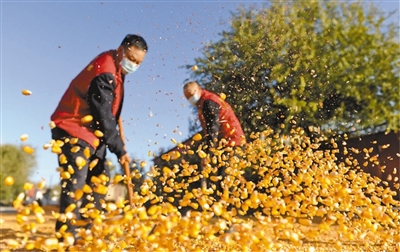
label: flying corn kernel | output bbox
[67,165,74,175]
[197,150,207,159]
[98,174,109,183]
[49,121,56,129]
[164,187,173,193]
[90,176,102,185]
[105,203,117,212]
[83,147,91,158]
[23,182,34,191]
[43,143,52,150]
[22,89,32,95]
[93,139,100,147]
[55,140,64,147]
[70,146,80,153]
[65,203,77,213]
[35,212,45,223]
[74,189,84,200]
[170,151,181,160]
[94,184,108,194]
[75,156,87,168]
[89,159,99,170]
[6,239,20,249]
[161,153,171,161]
[68,138,78,145]
[37,179,46,189]
[192,133,202,141]
[140,161,147,168]
[4,176,14,186]
[138,208,148,220]
[22,145,35,155]
[25,242,35,250]
[43,238,59,247]
[51,145,62,154]
[220,93,226,100]
[20,134,28,141]
[298,218,312,226]
[81,115,93,123]
[147,205,161,216]
[60,171,71,180]
[59,154,68,164]
[113,174,123,184]
[94,130,104,137]
[82,184,92,193]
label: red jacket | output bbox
[51,50,125,156]
[197,89,246,147]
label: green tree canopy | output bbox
[187,1,399,139]
[0,144,36,203]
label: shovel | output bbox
[117,117,135,208]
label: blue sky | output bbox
[1,1,398,187]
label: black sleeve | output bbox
[87,73,126,158]
[202,100,221,152]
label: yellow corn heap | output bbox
[4,127,400,251]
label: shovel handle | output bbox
[118,117,135,208]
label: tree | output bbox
[186,1,399,139]
[0,144,37,203]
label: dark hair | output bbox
[121,34,148,51]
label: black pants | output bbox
[52,128,109,240]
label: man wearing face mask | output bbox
[183,81,246,198]
[50,34,147,245]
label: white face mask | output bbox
[188,93,200,106]
[120,57,139,74]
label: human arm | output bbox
[202,99,221,152]
[87,73,127,159]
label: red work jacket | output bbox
[197,89,246,147]
[51,50,124,148]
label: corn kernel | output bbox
[81,115,93,123]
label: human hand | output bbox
[118,153,131,165]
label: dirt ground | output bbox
[0,206,399,252]
[1,206,57,252]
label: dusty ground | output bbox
[0,206,398,252]
[0,206,58,252]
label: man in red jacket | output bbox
[183,81,246,197]
[50,34,147,245]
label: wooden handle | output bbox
[118,117,135,208]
